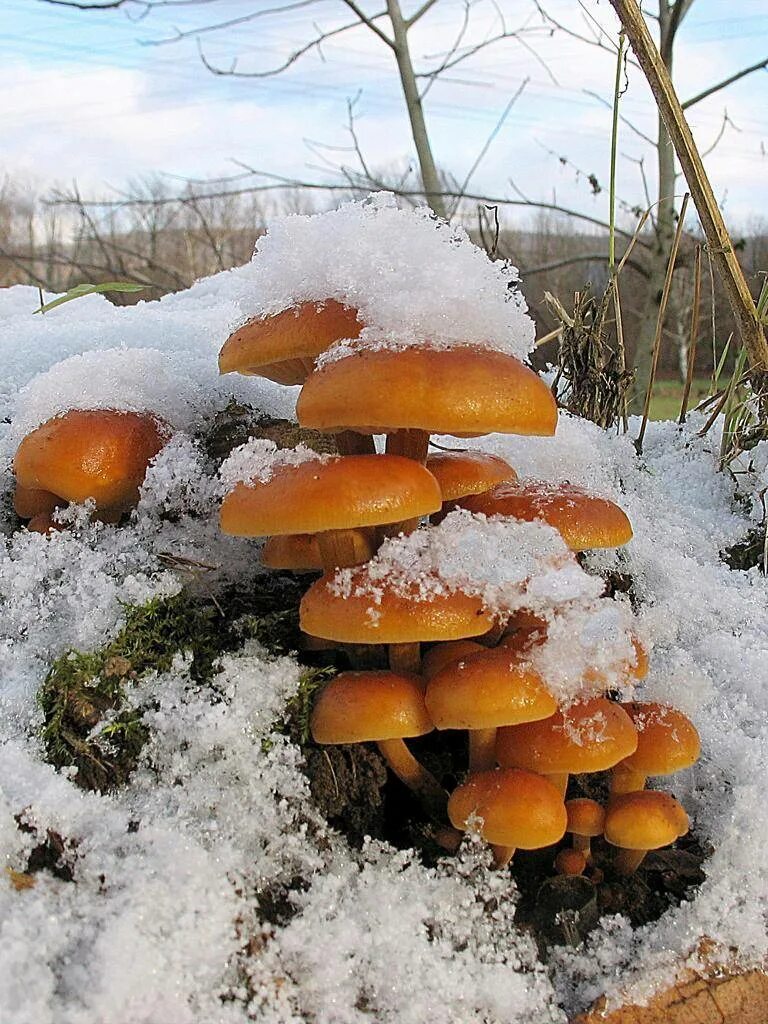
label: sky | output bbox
[2,0,768,231]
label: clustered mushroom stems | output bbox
[610,768,648,794]
[316,529,373,572]
[492,844,516,870]
[336,431,377,457]
[385,428,430,465]
[388,642,422,675]
[376,737,448,818]
[469,728,498,774]
[547,773,570,798]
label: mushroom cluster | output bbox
[7,206,700,885]
[216,291,701,880]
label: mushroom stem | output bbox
[336,431,377,456]
[469,728,497,773]
[573,834,593,861]
[317,528,375,571]
[491,845,516,870]
[610,768,648,795]
[613,847,648,876]
[376,737,447,816]
[386,429,430,465]
[388,643,421,675]
[431,825,464,854]
[547,772,570,798]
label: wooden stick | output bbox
[610,0,768,384]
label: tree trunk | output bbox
[386,0,448,220]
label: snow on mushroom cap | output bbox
[217,438,331,492]
[523,599,643,704]
[6,347,207,451]
[228,193,535,362]
[330,510,603,617]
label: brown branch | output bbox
[339,0,394,47]
[610,0,768,377]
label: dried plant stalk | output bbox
[547,286,634,431]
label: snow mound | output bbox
[230,192,535,363]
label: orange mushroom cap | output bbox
[310,670,432,745]
[220,454,442,537]
[297,347,558,437]
[448,767,567,848]
[459,480,632,550]
[218,300,362,384]
[604,790,689,850]
[14,409,169,512]
[425,647,557,730]
[618,702,701,776]
[300,570,494,645]
[555,848,587,876]
[421,640,486,679]
[566,798,606,838]
[425,451,518,502]
[496,697,638,775]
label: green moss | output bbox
[39,573,309,792]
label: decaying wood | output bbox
[574,962,768,1024]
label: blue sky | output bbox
[3,0,767,229]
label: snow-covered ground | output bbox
[1,198,767,1023]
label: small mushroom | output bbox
[448,767,567,869]
[496,696,638,797]
[554,848,587,877]
[425,647,557,773]
[14,409,169,522]
[297,347,558,473]
[565,798,605,863]
[611,702,701,795]
[425,450,518,523]
[604,790,689,875]
[220,454,441,571]
[420,640,486,679]
[459,480,632,551]
[310,670,446,816]
[300,567,494,675]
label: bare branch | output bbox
[455,80,529,203]
[38,0,131,8]
[683,56,768,110]
[522,252,649,277]
[701,109,740,160]
[339,0,394,47]
[197,15,383,78]
[405,0,439,28]
[418,0,472,100]
[144,0,322,47]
